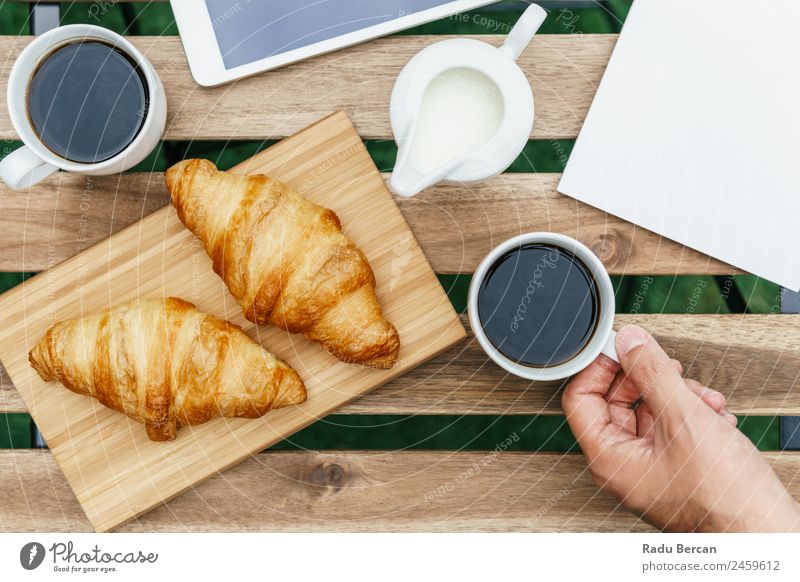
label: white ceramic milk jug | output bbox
[389,4,546,198]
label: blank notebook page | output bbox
[558,0,800,290]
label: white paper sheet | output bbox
[558,0,800,290]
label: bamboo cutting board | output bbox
[0,111,466,532]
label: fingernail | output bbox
[703,388,725,409]
[616,325,649,356]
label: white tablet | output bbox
[172,0,499,86]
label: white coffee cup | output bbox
[468,232,619,381]
[0,24,166,190]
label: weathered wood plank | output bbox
[2,449,799,532]
[4,313,800,416]
[0,172,731,274]
[0,34,614,140]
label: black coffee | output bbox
[477,243,600,368]
[27,40,148,164]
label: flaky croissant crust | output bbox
[28,297,306,441]
[166,159,400,369]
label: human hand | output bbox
[562,325,800,532]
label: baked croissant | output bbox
[28,297,306,441]
[165,159,400,369]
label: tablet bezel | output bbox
[171,0,499,86]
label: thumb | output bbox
[615,325,695,415]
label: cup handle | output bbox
[0,146,58,190]
[601,329,619,363]
[500,4,548,61]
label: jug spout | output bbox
[390,127,457,197]
[390,160,442,198]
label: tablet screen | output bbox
[205,0,461,69]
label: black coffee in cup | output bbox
[477,243,600,368]
[26,40,148,164]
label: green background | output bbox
[0,1,781,452]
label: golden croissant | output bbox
[28,297,306,441]
[165,158,400,369]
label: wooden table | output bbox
[2,1,800,532]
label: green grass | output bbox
[0,0,785,453]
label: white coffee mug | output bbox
[468,232,619,381]
[0,24,167,190]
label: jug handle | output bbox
[499,4,547,61]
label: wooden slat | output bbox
[0,172,732,274]
[0,34,613,140]
[4,313,800,416]
[2,449,799,532]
